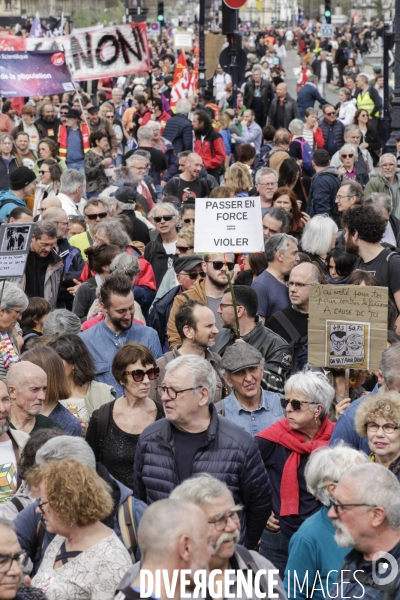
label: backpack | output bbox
[118,496,139,563]
[271,311,308,374]
[252,148,289,181]
[295,138,313,172]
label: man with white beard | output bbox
[328,463,400,599]
[0,379,29,503]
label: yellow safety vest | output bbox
[356,89,380,117]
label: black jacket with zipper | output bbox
[0,156,19,191]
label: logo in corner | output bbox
[372,551,399,585]
[51,52,64,66]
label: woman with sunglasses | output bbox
[86,342,163,489]
[34,159,63,215]
[151,81,172,116]
[145,202,180,288]
[256,370,335,578]
[180,202,195,229]
[175,226,194,255]
[337,143,369,188]
[0,133,22,191]
[355,391,400,480]
[353,108,381,166]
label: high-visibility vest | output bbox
[356,89,379,117]
[58,123,90,160]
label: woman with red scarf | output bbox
[256,371,335,578]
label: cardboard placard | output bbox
[205,33,225,79]
[194,197,264,254]
[308,284,388,371]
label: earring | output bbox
[315,412,319,425]
[121,383,125,397]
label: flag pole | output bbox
[224,253,240,339]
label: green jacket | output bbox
[364,170,400,219]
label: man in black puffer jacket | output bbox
[134,355,271,550]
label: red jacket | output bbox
[194,127,226,171]
[314,126,325,149]
[141,110,171,133]
[58,123,90,160]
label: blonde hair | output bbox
[224,163,253,195]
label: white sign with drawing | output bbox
[321,24,334,37]
[194,197,264,254]
[0,223,34,280]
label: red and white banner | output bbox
[170,51,190,111]
[0,23,150,81]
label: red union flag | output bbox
[188,57,198,96]
[170,51,190,111]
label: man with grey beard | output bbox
[328,463,400,599]
[118,474,286,600]
[0,378,29,503]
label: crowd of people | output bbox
[0,15,400,600]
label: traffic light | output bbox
[324,0,331,23]
[215,10,219,25]
[227,32,241,52]
[157,1,164,23]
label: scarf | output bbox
[0,332,19,370]
[257,417,335,516]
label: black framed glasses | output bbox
[182,271,205,280]
[86,212,108,220]
[154,215,175,223]
[281,398,318,411]
[125,367,160,382]
[183,218,195,224]
[38,170,50,175]
[157,385,201,399]
[325,111,336,116]
[366,422,400,434]
[0,551,29,573]
[206,261,235,271]
[329,499,376,515]
[37,498,49,513]
[208,507,242,531]
[176,245,194,253]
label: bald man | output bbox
[38,196,62,217]
[163,152,215,201]
[268,82,299,130]
[7,361,60,434]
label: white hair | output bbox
[165,355,216,404]
[36,436,96,470]
[300,215,338,256]
[284,370,335,418]
[339,143,358,159]
[175,99,191,115]
[0,281,28,313]
[379,153,396,166]
[149,202,179,219]
[255,167,278,184]
[42,309,81,335]
[288,119,304,136]
[171,474,234,505]
[264,233,298,263]
[305,442,368,506]
[340,463,400,528]
[137,126,153,141]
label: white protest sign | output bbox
[173,33,193,50]
[0,222,34,281]
[194,197,264,254]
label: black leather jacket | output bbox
[212,319,292,394]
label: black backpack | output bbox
[271,311,307,374]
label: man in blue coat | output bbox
[297,75,329,119]
[134,355,271,550]
[307,149,341,223]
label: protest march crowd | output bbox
[2,15,400,600]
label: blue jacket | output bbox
[160,138,179,183]
[133,404,272,549]
[0,190,26,220]
[307,166,341,219]
[163,113,193,154]
[223,388,284,436]
[79,319,162,396]
[297,83,329,118]
[147,284,181,351]
[15,464,147,574]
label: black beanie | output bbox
[10,166,37,191]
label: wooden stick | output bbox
[224,253,240,339]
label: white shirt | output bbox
[57,192,80,217]
[163,240,177,255]
[213,72,231,100]
[382,221,397,247]
[320,61,328,82]
[24,123,40,151]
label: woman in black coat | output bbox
[353,109,381,166]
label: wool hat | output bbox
[174,254,203,274]
[221,342,263,373]
[10,166,36,191]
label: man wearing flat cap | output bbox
[87,105,118,160]
[148,255,205,350]
[220,342,284,435]
[58,108,90,173]
[112,186,151,246]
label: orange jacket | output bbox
[58,123,90,160]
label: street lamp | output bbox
[385,18,399,154]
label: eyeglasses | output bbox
[206,261,235,271]
[286,281,313,288]
[125,367,160,382]
[132,165,148,171]
[381,163,396,168]
[38,170,50,175]
[157,385,202,399]
[60,111,69,116]
[86,212,108,220]
[208,508,242,531]
[9,308,23,318]
[366,422,400,434]
[183,218,195,224]
[341,154,354,159]
[176,245,194,253]
[37,498,49,513]
[281,398,318,411]
[53,221,69,227]
[182,271,205,280]
[329,499,376,515]
[154,215,175,223]
[336,194,353,200]
[0,551,29,573]
[219,302,234,308]
[325,112,336,116]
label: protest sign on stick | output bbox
[308,284,388,371]
[0,222,34,284]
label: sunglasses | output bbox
[325,112,336,116]
[38,170,50,175]
[182,271,206,280]
[154,215,175,223]
[183,218,195,224]
[60,112,68,115]
[124,367,160,382]
[281,398,317,411]
[206,261,235,271]
[176,245,194,252]
[86,212,108,220]
[341,154,354,159]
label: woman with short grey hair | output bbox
[0,282,28,378]
[256,370,335,578]
[288,119,313,176]
[283,443,368,600]
[338,87,357,127]
[145,202,180,288]
[338,143,369,187]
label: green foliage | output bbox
[72,0,124,28]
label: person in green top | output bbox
[8,361,60,434]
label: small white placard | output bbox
[194,196,264,254]
[173,33,193,49]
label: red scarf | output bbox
[256,417,335,516]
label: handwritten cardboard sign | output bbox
[0,223,34,281]
[308,284,388,371]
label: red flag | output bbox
[170,51,190,111]
[188,57,198,96]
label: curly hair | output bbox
[224,163,253,195]
[26,458,113,526]
[341,204,387,244]
[355,391,400,438]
